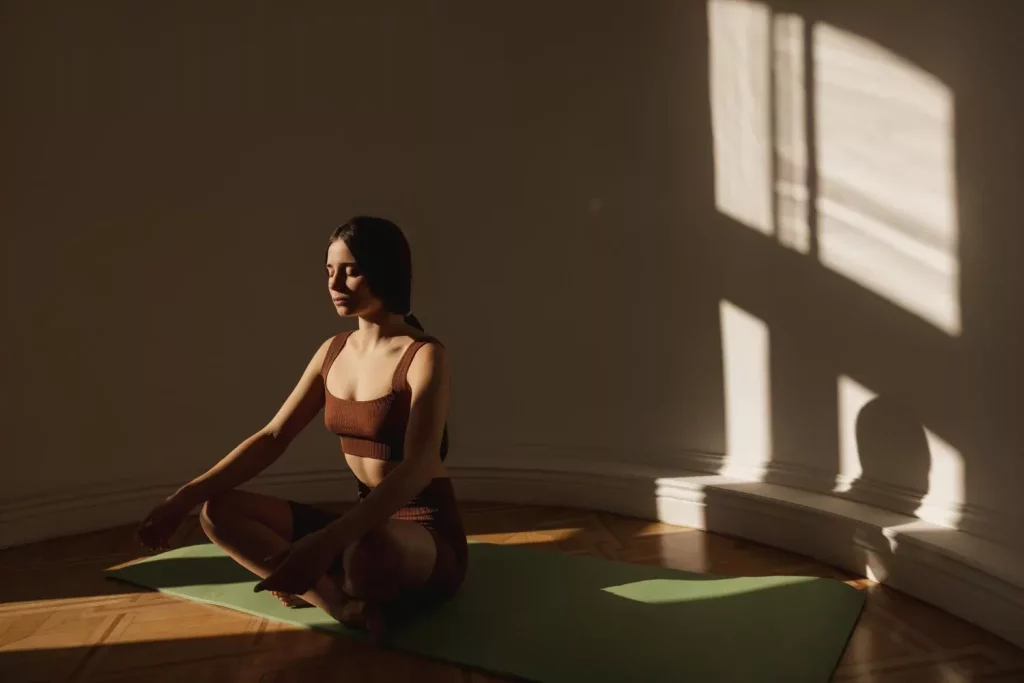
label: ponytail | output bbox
[404,312,425,331]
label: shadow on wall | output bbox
[845,396,931,518]
[2,0,1019,579]
[704,0,1023,551]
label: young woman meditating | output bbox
[137,216,466,642]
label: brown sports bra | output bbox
[320,330,449,462]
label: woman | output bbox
[136,216,466,642]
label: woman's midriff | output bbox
[344,453,450,488]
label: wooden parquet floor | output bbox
[2,500,1023,682]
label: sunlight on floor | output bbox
[631,521,703,538]
[602,576,814,604]
[470,528,582,545]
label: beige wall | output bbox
[3,1,1021,551]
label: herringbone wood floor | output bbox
[2,500,1022,682]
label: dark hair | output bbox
[326,216,448,458]
[326,216,423,331]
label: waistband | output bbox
[356,476,456,505]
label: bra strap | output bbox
[320,330,354,379]
[391,336,442,391]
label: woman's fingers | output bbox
[137,517,173,552]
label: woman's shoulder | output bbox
[402,334,449,390]
[399,324,443,346]
[401,332,446,370]
[411,333,444,348]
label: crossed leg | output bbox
[198,489,438,640]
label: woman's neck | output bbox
[353,313,414,352]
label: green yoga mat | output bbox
[105,541,864,682]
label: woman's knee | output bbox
[199,490,240,533]
[199,489,292,539]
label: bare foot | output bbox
[318,573,389,643]
[330,597,388,644]
[270,590,312,608]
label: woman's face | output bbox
[326,239,383,317]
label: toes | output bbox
[269,590,310,608]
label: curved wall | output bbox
[3,0,1021,648]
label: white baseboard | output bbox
[2,455,1021,649]
[446,456,1024,649]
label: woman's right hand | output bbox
[137,494,193,552]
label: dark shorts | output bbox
[287,477,468,617]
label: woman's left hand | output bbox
[254,530,343,596]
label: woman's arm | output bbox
[322,342,450,550]
[173,336,333,507]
